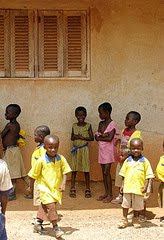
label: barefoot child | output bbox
[156,141,164,226]
[112,111,142,204]
[69,106,94,198]
[118,138,154,228]
[95,102,119,203]
[0,159,13,240]
[25,125,50,202]
[1,104,29,200]
[28,135,71,238]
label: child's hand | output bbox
[141,186,147,193]
[77,134,84,140]
[59,183,66,192]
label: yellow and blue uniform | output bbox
[156,155,164,182]
[28,153,71,204]
[119,155,154,196]
[31,143,46,167]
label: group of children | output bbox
[0,102,163,239]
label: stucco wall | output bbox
[0,0,163,181]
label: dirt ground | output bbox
[6,181,164,240]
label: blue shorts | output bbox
[0,214,7,240]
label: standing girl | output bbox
[95,102,119,203]
[69,106,94,198]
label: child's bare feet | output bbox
[96,195,107,201]
[103,196,112,203]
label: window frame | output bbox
[0,9,90,81]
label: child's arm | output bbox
[1,124,10,138]
[141,179,149,193]
[71,128,79,141]
[95,128,116,142]
[59,174,67,192]
[78,125,94,141]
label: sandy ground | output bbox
[6,181,164,240]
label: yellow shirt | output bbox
[156,155,164,182]
[28,153,71,204]
[127,130,142,147]
[119,155,154,196]
[31,144,46,167]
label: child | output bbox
[95,102,119,203]
[118,138,154,229]
[28,135,71,238]
[69,106,94,198]
[156,141,164,226]
[25,125,50,201]
[1,104,29,200]
[112,111,142,204]
[0,159,13,240]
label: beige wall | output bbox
[0,0,163,181]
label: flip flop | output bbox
[97,195,107,201]
[85,189,91,198]
[69,188,76,198]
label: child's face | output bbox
[45,141,59,157]
[130,140,143,158]
[5,107,16,120]
[34,130,43,143]
[98,107,109,120]
[75,111,86,123]
[125,113,137,128]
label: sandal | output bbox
[103,196,112,203]
[85,189,91,198]
[24,194,33,199]
[69,188,76,198]
[97,195,107,201]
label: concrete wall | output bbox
[0,0,163,181]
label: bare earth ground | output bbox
[6,181,164,240]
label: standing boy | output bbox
[28,135,71,238]
[112,111,142,204]
[156,141,164,226]
[25,125,50,201]
[0,159,13,240]
[118,138,154,228]
[1,104,29,200]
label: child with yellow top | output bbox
[25,125,50,203]
[156,141,164,226]
[112,111,142,204]
[28,135,71,238]
[118,138,154,229]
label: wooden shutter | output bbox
[10,10,34,77]
[0,10,10,77]
[38,11,63,78]
[64,11,87,78]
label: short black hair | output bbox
[36,125,50,137]
[128,111,141,123]
[98,102,112,114]
[75,106,87,116]
[7,104,21,117]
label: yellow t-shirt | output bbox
[28,153,71,204]
[127,130,142,147]
[156,155,164,183]
[31,144,46,167]
[119,155,154,196]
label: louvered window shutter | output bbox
[10,10,34,77]
[0,10,10,77]
[38,11,63,78]
[64,11,87,78]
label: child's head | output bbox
[44,135,59,157]
[125,111,141,128]
[34,125,50,143]
[98,102,112,120]
[130,138,143,158]
[5,104,21,120]
[75,106,87,123]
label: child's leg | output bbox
[103,163,112,202]
[69,171,77,198]
[8,179,16,201]
[84,172,91,198]
[97,164,107,200]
